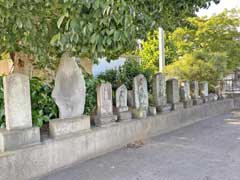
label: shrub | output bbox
[97,69,121,91]
[30,77,58,127]
[119,58,153,90]
[84,74,99,115]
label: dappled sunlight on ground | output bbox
[224,111,240,125]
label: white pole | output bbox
[159,27,165,73]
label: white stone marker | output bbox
[50,53,90,138]
[52,53,86,119]
[95,83,116,126]
[116,85,132,121]
[0,73,40,152]
[4,73,32,130]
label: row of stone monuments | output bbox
[0,55,214,152]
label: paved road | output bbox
[39,111,240,180]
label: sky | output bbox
[197,0,240,17]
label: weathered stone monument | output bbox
[152,73,172,113]
[116,85,132,121]
[191,81,203,105]
[180,80,193,108]
[94,83,117,126]
[0,73,40,152]
[52,54,86,119]
[50,54,90,138]
[200,81,209,103]
[131,74,149,118]
[166,78,183,110]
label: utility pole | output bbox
[159,27,165,72]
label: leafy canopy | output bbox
[0,0,218,66]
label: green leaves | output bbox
[50,33,61,45]
[30,77,58,127]
[0,0,219,67]
[57,16,65,29]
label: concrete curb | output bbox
[0,99,234,180]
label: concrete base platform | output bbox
[0,127,40,152]
[193,98,204,105]
[148,106,157,116]
[130,108,148,119]
[183,100,193,108]
[156,104,172,113]
[172,102,184,111]
[202,97,208,103]
[117,111,132,121]
[0,99,235,180]
[49,116,90,139]
[94,114,117,127]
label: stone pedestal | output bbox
[117,111,132,121]
[0,127,40,152]
[148,106,157,116]
[95,114,117,127]
[183,100,193,108]
[208,94,215,102]
[172,103,184,111]
[156,104,172,113]
[202,97,209,103]
[130,108,148,119]
[193,98,204,105]
[49,116,90,138]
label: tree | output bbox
[164,51,228,91]
[169,9,240,70]
[0,0,218,67]
[138,30,178,74]
[139,9,240,84]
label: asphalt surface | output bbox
[38,111,240,180]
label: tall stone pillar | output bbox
[166,78,183,111]
[200,81,209,103]
[0,73,40,152]
[152,73,171,113]
[131,74,149,118]
[191,81,203,105]
[180,80,193,108]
